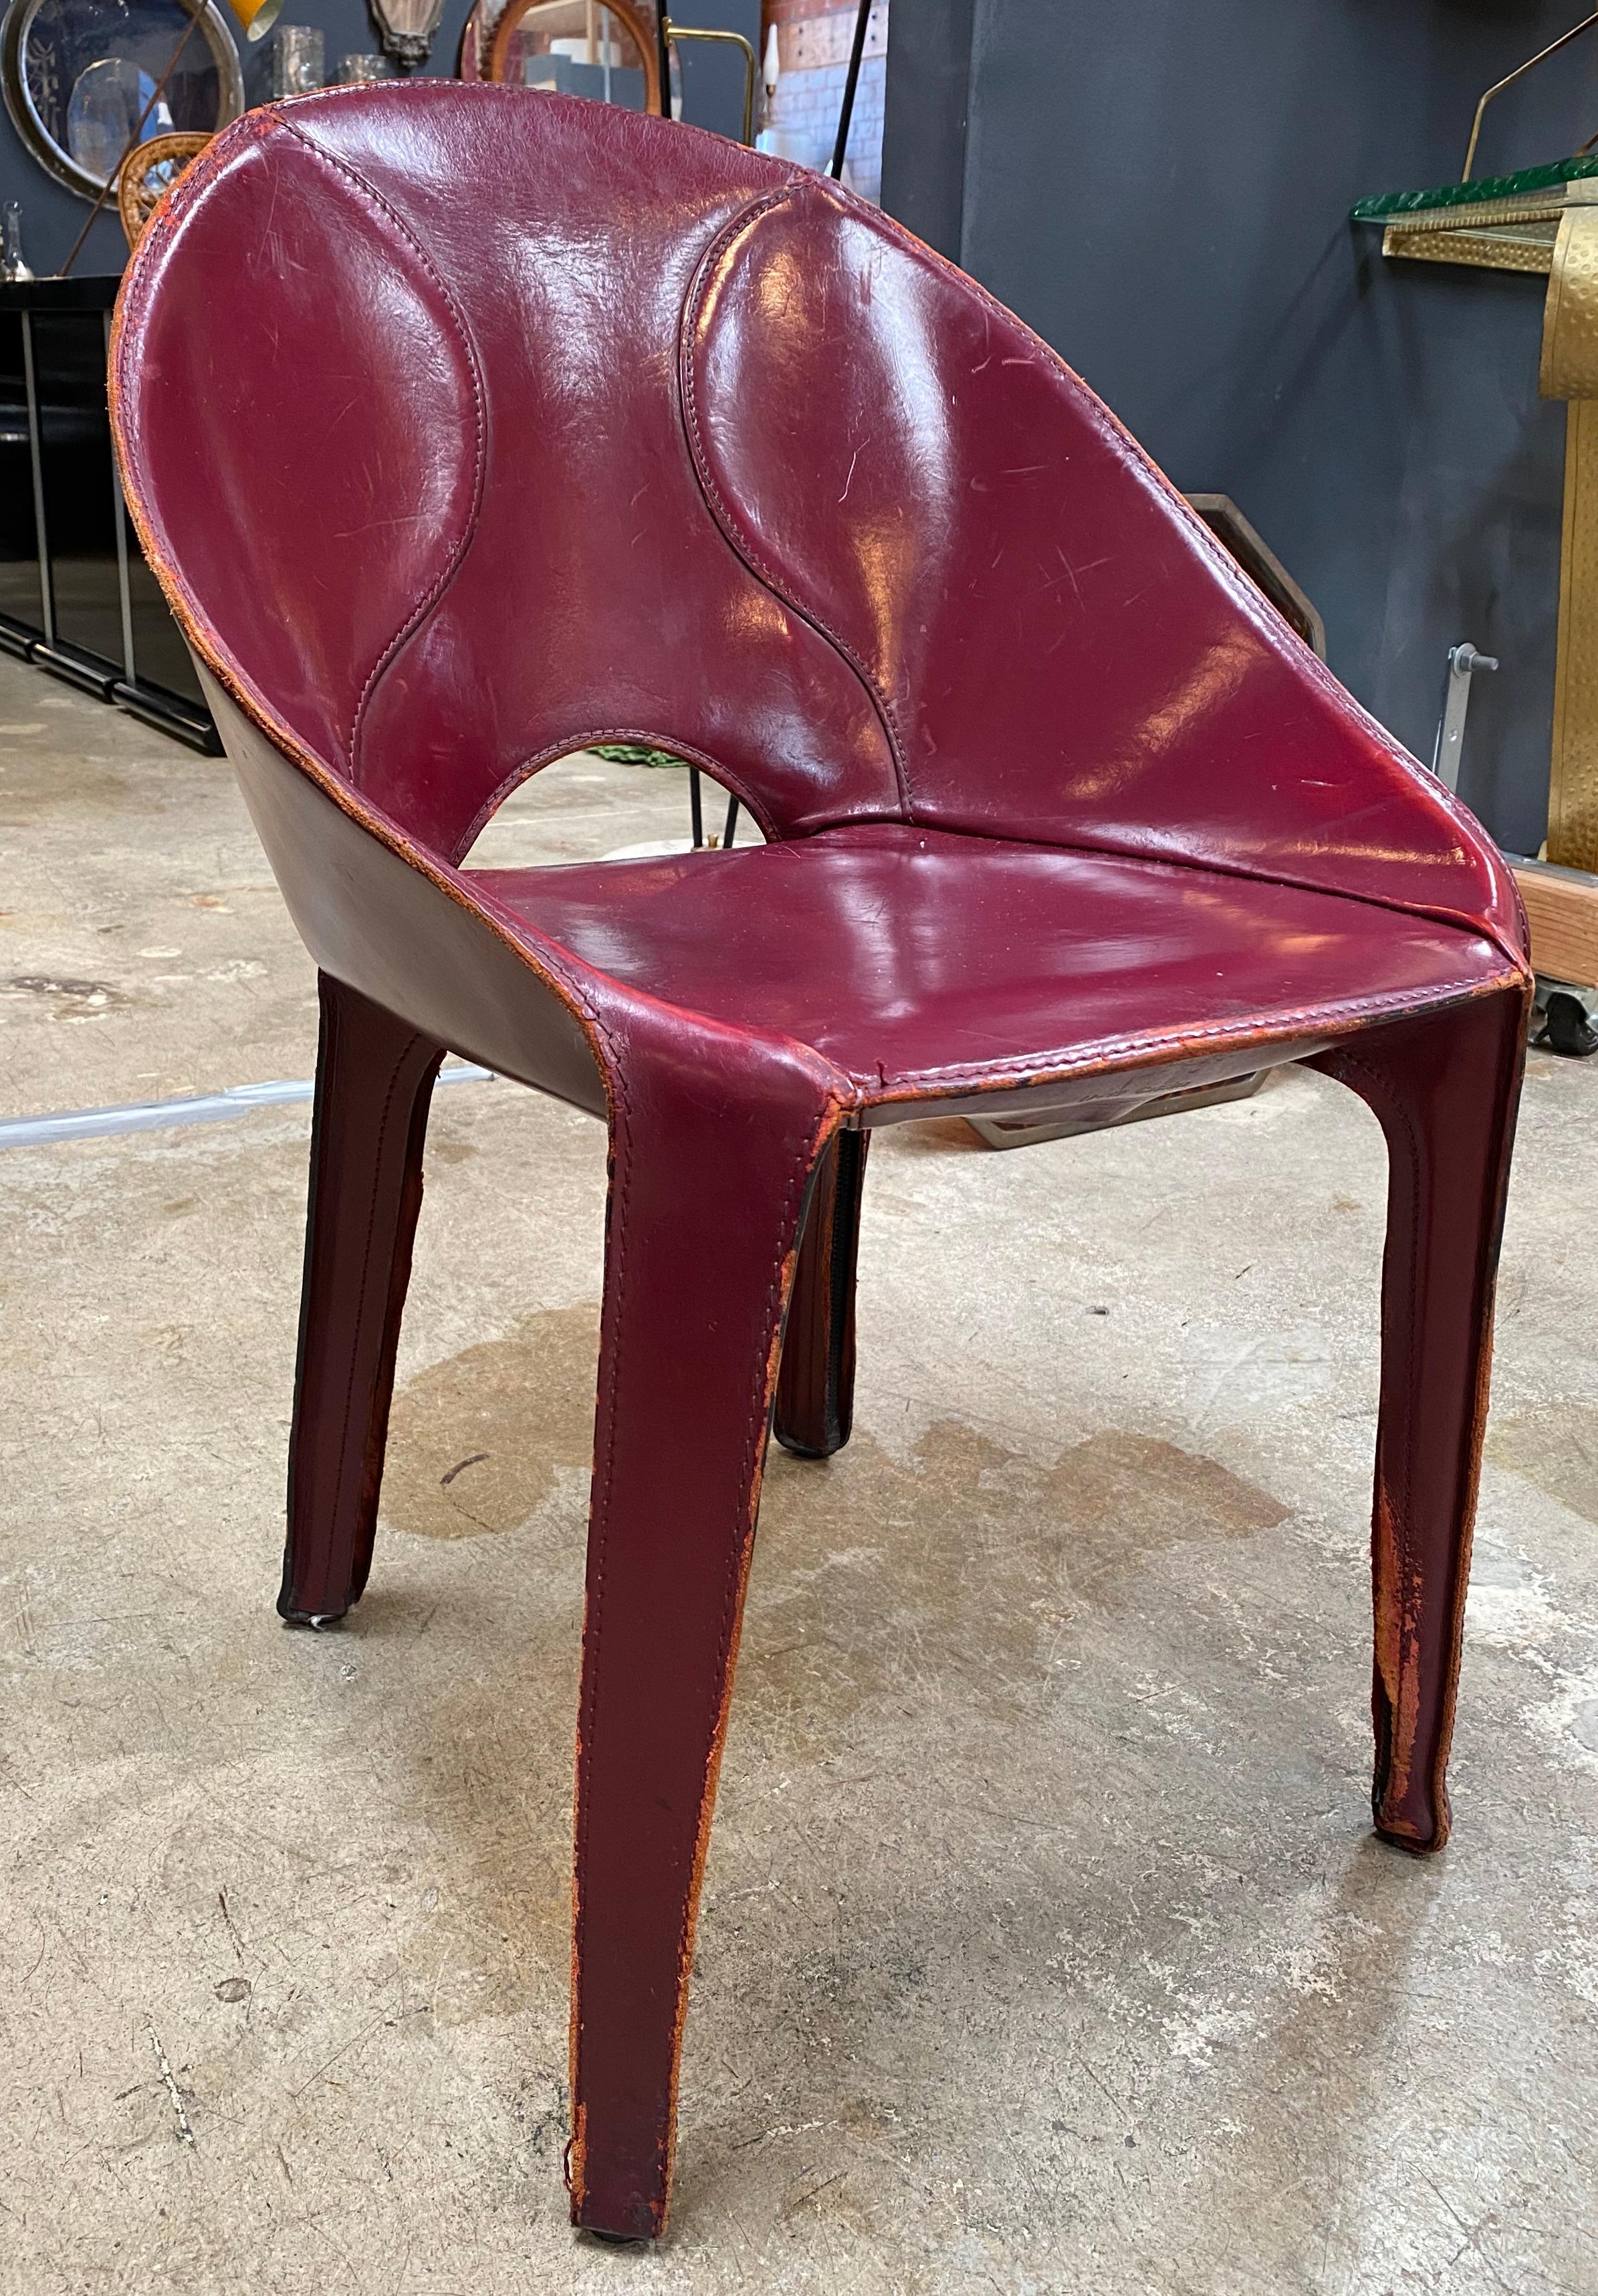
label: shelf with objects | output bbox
[1353,12,1598,1054]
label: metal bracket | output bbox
[1431,641,1498,792]
[662,19,756,144]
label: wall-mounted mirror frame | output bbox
[460,0,662,114]
[1,0,243,201]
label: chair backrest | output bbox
[114,84,1517,955]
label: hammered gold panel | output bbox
[1382,224,1554,274]
[1541,209,1598,397]
[1550,398,1598,870]
[1540,212,1598,867]
[1383,199,1598,871]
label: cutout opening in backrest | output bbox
[459,746,766,872]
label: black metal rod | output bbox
[828,0,873,180]
[689,766,703,848]
[20,315,53,645]
[655,2,672,115]
[721,793,739,848]
[58,1,204,277]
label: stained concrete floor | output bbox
[1,657,1595,2296]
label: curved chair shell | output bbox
[111,84,1533,2243]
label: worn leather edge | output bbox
[448,723,787,867]
[1315,983,1530,1855]
[201,671,610,1111]
[852,961,1524,1113]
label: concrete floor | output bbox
[1,656,1595,2295]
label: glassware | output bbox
[1,202,32,281]
[66,55,175,184]
[271,24,324,97]
[337,52,389,83]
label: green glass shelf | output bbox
[1352,155,1598,223]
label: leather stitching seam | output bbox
[279,118,488,783]
[569,1046,635,2210]
[678,191,914,819]
[861,969,1506,1094]
[666,1107,830,2153]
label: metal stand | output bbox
[1424,633,1598,1055]
[828,0,873,181]
[1533,973,1598,1054]
[967,1068,1265,1151]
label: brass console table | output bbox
[1355,159,1598,990]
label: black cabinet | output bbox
[0,274,219,752]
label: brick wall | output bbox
[760,1,887,205]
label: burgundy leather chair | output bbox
[112,86,1531,2242]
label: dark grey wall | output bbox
[1,0,757,282]
[881,0,1598,854]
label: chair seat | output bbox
[470,822,1514,1099]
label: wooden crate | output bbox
[1510,858,1598,986]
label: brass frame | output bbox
[662,16,755,146]
[483,0,662,112]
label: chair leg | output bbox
[278,972,445,1627]
[1312,985,1528,1853]
[773,1127,869,1458]
[569,1030,844,2240]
